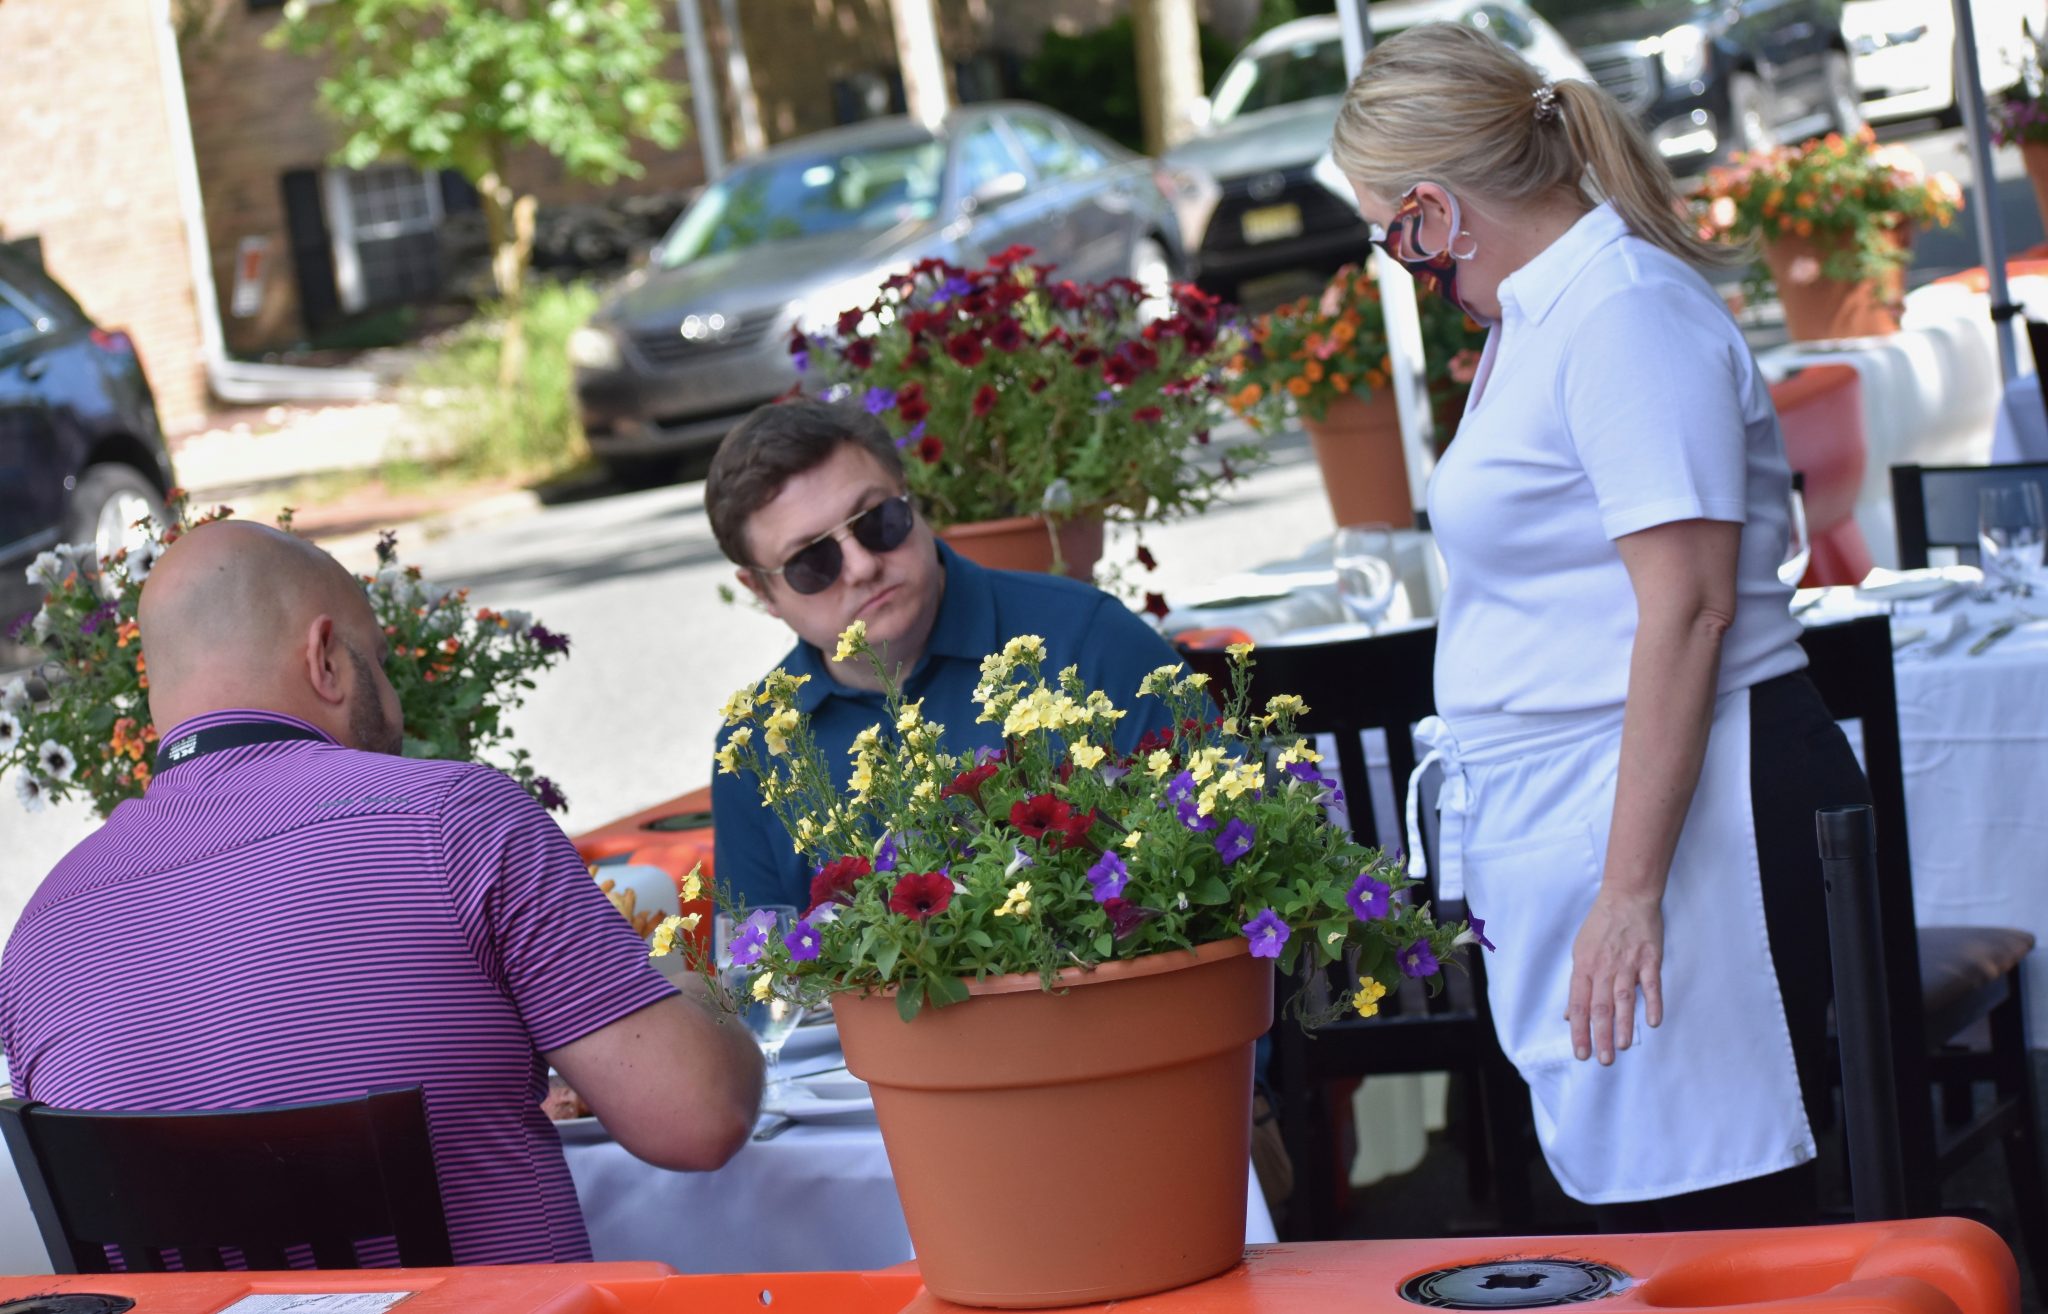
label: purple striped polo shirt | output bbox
[0,709,676,1264]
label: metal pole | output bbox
[890,0,952,130]
[1818,804,1910,1222]
[677,0,726,181]
[715,0,766,157]
[1953,0,2020,385]
[1332,0,1438,517]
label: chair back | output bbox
[1795,616,1940,1209]
[1890,460,2048,568]
[0,1086,452,1273]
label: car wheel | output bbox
[1130,235,1174,321]
[1728,72,1777,155]
[63,463,164,572]
[1823,51,1864,137]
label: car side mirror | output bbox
[1187,95,1213,132]
[966,171,1028,214]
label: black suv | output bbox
[1531,0,1862,173]
[0,244,175,637]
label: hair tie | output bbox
[1532,82,1560,122]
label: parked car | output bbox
[1842,0,2031,126]
[569,104,1190,484]
[0,244,174,638]
[1162,2,1590,303]
[1530,0,1862,173]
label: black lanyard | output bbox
[154,720,329,775]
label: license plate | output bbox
[1240,203,1303,244]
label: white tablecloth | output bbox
[1992,373,2048,463]
[561,1022,1279,1273]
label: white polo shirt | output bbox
[1428,202,1809,720]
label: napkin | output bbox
[1855,571,1970,614]
[1894,611,1967,658]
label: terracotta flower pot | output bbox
[1760,230,1906,342]
[1298,391,1415,529]
[832,938,1273,1308]
[937,514,1104,581]
[2021,141,2048,234]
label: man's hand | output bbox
[1566,888,1664,1065]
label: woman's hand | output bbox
[1567,888,1665,1064]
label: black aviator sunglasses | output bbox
[758,495,916,596]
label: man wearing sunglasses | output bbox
[704,398,1184,914]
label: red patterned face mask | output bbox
[1375,185,1479,313]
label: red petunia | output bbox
[1144,592,1170,620]
[941,762,1000,803]
[888,871,954,920]
[1132,406,1163,425]
[1046,807,1101,852]
[786,327,808,357]
[1101,896,1162,940]
[898,383,931,424]
[1028,376,1049,394]
[1136,544,1158,571]
[990,244,1036,270]
[1009,793,1073,838]
[905,309,945,339]
[1103,355,1138,387]
[1051,282,1087,311]
[972,383,999,417]
[1071,345,1103,368]
[916,434,945,464]
[836,307,868,337]
[841,340,874,370]
[946,331,986,367]
[989,317,1025,352]
[1193,427,1211,446]
[905,345,931,368]
[807,855,872,916]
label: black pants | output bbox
[1592,670,1870,1233]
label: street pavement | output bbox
[0,425,1334,931]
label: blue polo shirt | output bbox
[712,542,1184,912]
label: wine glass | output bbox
[715,906,809,1103]
[1978,483,2047,596]
[1332,523,1399,632]
[1779,485,1812,588]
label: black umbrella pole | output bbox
[1953,0,2021,385]
[1818,804,1910,1222]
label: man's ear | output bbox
[304,615,347,706]
[737,567,783,621]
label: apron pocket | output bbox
[1459,823,1603,1072]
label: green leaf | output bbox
[896,979,925,1022]
[928,973,970,1008]
[874,939,901,982]
[1190,875,1231,905]
[1094,931,1114,958]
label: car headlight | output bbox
[567,324,622,371]
[1658,24,1709,84]
[791,273,893,336]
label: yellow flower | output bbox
[1266,694,1308,718]
[681,867,704,904]
[1146,749,1173,777]
[1189,746,1228,783]
[849,758,875,800]
[1002,634,1047,663]
[1196,783,1221,817]
[833,620,868,663]
[650,916,683,957]
[715,743,743,776]
[851,723,882,754]
[1276,738,1321,768]
[1221,716,1239,738]
[1353,977,1388,1018]
[1070,742,1106,770]
[896,699,924,733]
[1183,673,1211,690]
[994,880,1034,918]
[764,707,801,756]
[679,912,701,933]
[751,973,775,1003]
[1122,828,1143,851]
[1139,665,1182,697]
[796,815,819,844]
[1226,641,1255,658]
[719,687,757,725]
[912,778,935,801]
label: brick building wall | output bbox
[0,0,211,432]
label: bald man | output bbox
[0,520,762,1265]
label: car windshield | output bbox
[1525,0,1710,22]
[657,140,945,266]
[1209,37,1352,125]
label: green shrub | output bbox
[407,281,599,479]
[1020,16,1240,152]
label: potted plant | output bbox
[1,493,572,818]
[1693,128,1961,342]
[1994,21,2048,233]
[1227,261,1487,529]
[683,623,1473,1308]
[799,246,1261,580]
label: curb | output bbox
[316,489,545,573]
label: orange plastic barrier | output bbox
[0,1220,2015,1313]
[574,784,716,952]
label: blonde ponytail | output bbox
[1332,23,1739,269]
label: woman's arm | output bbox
[1568,518,1741,1064]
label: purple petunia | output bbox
[792,348,810,374]
[894,419,927,451]
[784,918,822,962]
[1214,817,1255,865]
[931,276,974,304]
[528,623,572,655]
[1346,872,1391,921]
[1164,770,1196,808]
[1086,851,1129,902]
[1242,908,1290,960]
[729,910,777,967]
[532,775,568,812]
[874,832,900,873]
[1463,916,1496,952]
[1284,760,1332,788]
[1176,798,1216,833]
[78,602,117,636]
[863,386,898,415]
[1398,940,1440,978]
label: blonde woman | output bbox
[1337,24,1867,1229]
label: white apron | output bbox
[1404,687,1814,1203]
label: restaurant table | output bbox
[1992,371,2048,463]
[561,1019,1279,1273]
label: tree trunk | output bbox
[477,164,536,389]
[888,0,950,129]
[1132,0,1204,157]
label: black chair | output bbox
[1890,460,2048,568]
[1184,627,1535,1240]
[1797,616,2047,1278]
[0,1086,452,1272]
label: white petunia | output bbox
[13,772,48,813]
[25,551,64,591]
[35,740,76,782]
[127,539,162,583]
[500,609,533,636]
[29,609,53,642]
[0,711,20,751]
[0,678,26,714]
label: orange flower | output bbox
[1233,383,1263,408]
[1366,368,1389,391]
[1332,320,1357,344]
[1303,360,1325,383]
[116,619,139,649]
[1287,376,1313,398]
[1332,374,1352,393]
[1794,218,1813,237]
[440,637,460,654]
[1304,332,1325,356]
[133,761,150,790]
